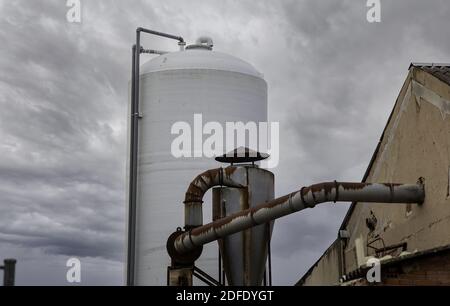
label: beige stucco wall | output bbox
[300,240,341,286]
[300,67,450,284]
[344,67,450,273]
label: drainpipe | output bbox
[172,181,425,256]
[126,45,137,287]
[184,167,244,230]
[127,28,184,286]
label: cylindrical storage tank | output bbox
[129,39,268,285]
[212,166,274,286]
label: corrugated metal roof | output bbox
[410,63,450,85]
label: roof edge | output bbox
[295,239,340,286]
[410,62,450,69]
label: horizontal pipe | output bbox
[174,181,425,254]
[137,27,184,42]
[141,48,169,55]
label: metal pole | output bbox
[174,182,425,254]
[2,259,16,286]
[127,28,184,286]
[137,27,184,43]
[267,224,272,286]
[218,251,222,285]
[126,45,137,286]
[127,30,141,286]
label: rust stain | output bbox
[180,180,425,254]
[340,182,367,190]
[191,206,260,239]
[224,166,237,178]
[205,169,218,182]
[190,194,290,239]
[306,182,335,195]
[184,168,222,203]
[264,194,291,209]
[184,167,241,203]
[309,183,324,193]
[301,182,335,199]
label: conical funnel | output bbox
[212,165,274,286]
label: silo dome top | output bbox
[140,49,264,79]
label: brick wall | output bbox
[347,248,450,286]
[380,251,450,286]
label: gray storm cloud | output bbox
[0,0,449,285]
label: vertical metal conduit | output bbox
[126,45,137,286]
[127,28,184,286]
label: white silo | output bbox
[129,37,268,285]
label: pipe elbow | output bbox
[184,167,242,204]
[184,167,243,229]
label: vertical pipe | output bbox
[166,267,170,286]
[337,238,344,282]
[135,30,141,118]
[218,251,222,285]
[127,45,137,286]
[129,31,141,286]
[267,225,272,286]
[127,28,184,286]
[222,269,226,286]
[3,259,16,286]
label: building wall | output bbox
[300,67,450,285]
[298,240,342,286]
[344,67,450,273]
[344,247,450,286]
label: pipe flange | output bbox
[166,229,203,266]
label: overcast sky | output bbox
[0,0,449,286]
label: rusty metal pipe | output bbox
[184,167,244,229]
[175,181,425,254]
